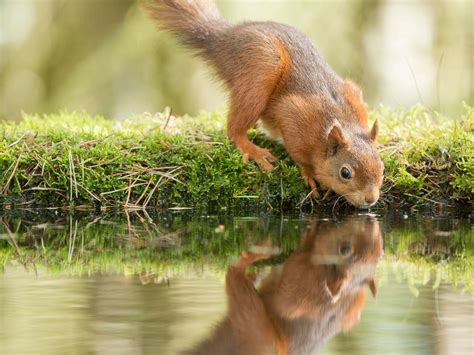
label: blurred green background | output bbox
[0,0,472,121]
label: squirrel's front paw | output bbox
[302,172,320,199]
[237,241,280,268]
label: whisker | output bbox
[331,193,351,215]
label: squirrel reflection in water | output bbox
[185,218,383,355]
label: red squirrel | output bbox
[146,0,384,208]
[184,218,383,355]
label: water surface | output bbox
[0,209,472,354]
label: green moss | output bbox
[0,212,472,292]
[375,104,474,202]
[1,105,472,210]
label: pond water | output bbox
[0,208,472,355]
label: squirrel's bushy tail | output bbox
[145,0,228,58]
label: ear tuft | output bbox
[327,122,348,155]
[369,119,379,142]
[367,278,377,298]
[325,268,348,303]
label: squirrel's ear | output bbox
[327,123,348,155]
[367,278,377,298]
[369,119,379,142]
[325,267,348,303]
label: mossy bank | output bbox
[0,105,473,211]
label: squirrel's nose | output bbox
[365,196,376,204]
[365,192,379,205]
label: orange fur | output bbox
[186,218,383,354]
[341,80,369,128]
[146,0,384,208]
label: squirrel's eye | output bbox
[340,167,351,180]
[339,241,351,256]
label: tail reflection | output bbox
[187,218,383,355]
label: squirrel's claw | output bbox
[237,240,280,268]
[302,173,320,199]
[256,158,274,171]
[262,150,277,162]
[242,153,250,164]
[240,145,277,171]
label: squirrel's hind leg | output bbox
[224,36,289,171]
[227,88,278,171]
